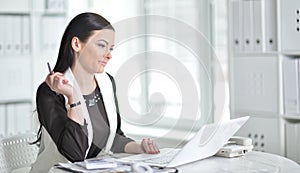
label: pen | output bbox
[47,62,52,74]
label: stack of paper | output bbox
[54,158,123,173]
[75,158,117,170]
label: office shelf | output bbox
[233,51,278,57]
[0,0,69,137]
[280,51,300,56]
[282,115,300,121]
[228,0,300,162]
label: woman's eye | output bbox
[109,47,114,51]
[98,43,106,48]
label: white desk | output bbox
[177,151,300,173]
[50,151,300,173]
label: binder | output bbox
[54,16,65,52]
[6,104,15,136]
[15,103,32,133]
[231,0,243,52]
[298,59,300,114]
[253,0,266,52]
[0,105,5,137]
[46,0,64,12]
[242,0,254,52]
[41,16,65,53]
[3,15,14,55]
[12,15,22,55]
[21,15,31,54]
[41,16,56,52]
[46,0,56,11]
[41,16,51,52]
[285,122,300,163]
[264,0,277,51]
[283,57,299,114]
[0,15,4,55]
[280,0,300,51]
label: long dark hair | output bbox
[53,12,114,73]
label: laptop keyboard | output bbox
[142,149,179,164]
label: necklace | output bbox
[84,87,101,107]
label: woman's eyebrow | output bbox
[97,39,114,48]
[97,39,109,45]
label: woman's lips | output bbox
[100,61,107,66]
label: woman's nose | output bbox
[105,51,112,59]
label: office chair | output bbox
[0,133,39,173]
[0,141,7,173]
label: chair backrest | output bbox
[0,133,39,172]
[0,141,7,173]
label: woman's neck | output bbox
[71,66,96,95]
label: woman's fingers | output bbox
[147,139,156,154]
[142,138,160,154]
[152,141,160,154]
[141,138,150,153]
[45,72,71,95]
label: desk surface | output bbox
[178,151,300,173]
[49,151,300,173]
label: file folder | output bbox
[231,0,243,52]
[46,0,63,11]
[22,15,31,55]
[253,0,266,52]
[264,0,277,51]
[0,105,5,137]
[41,16,51,52]
[280,0,300,51]
[14,104,32,133]
[285,122,300,163]
[0,15,4,55]
[6,104,15,136]
[242,0,254,52]
[283,57,299,114]
[4,15,13,55]
[12,15,22,55]
[41,16,65,53]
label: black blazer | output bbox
[36,73,133,162]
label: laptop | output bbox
[117,116,249,168]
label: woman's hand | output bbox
[124,139,160,154]
[141,138,160,154]
[45,72,73,98]
[46,71,84,125]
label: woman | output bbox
[30,12,159,173]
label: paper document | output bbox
[75,158,117,170]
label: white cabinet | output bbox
[229,0,300,162]
[232,55,279,113]
[285,121,300,164]
[235,116,282,155]
[0,0,67,137]
[279,0,300,164]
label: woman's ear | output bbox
[71,37,82,52]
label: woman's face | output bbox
[77,29,115,74]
